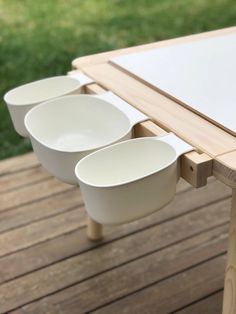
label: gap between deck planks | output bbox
[174,290,223,314]
[0,152,232,313]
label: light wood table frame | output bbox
[72,27,236,314]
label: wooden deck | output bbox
[0,152,232,314]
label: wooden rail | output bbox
[85,83,213,189]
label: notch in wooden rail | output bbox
[85,83,213,188]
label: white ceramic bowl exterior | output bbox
[25,94,138,184]
[4,76,84,137]
[75,134,193,225]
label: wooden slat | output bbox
[0,153,38,176]
[82,63,236,158]
[0,196,230,313]
[0,208,86,258]
[0,177,71,212]
[0,228,90,285]
[0,179,230,284]
[134,120,167,137]
[0,166,50,194]
[175,291,223,314]
[19,225,227,314]
[0,187,80,233]
[91,255,225,314]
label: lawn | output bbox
[1,0,236,159]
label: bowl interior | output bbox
[25,95,131,152]
[76,138,177,187]
[4,76,80,106]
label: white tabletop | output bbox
[111,32,236,135]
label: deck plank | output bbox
[0,153,231,313]
[0,208,86,258]
[0,197,230,312]
[20,226,227,314]
[0,177,71,212]
[174,291,223,314]
[0,153,38,176]
[91,255,225,314]
[0,177,224,234]
[0,166,50,194]
[0,180,230,284]
[0,188,80,233]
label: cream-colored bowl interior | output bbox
[4,76,81,106]
[76,138,177,187]
[25,95,131,152]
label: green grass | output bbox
[1,0,236,159]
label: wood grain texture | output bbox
[92,255,226,314]
[0,166,50,194]
[0,187,80,233]
[0,178,227,286]
[0,196,230,312]
[175,291,223,314]
[0,208,86,258]
[214,151,236,188]
[0,177,71,212]
[20,226,228,314]
[181,151,213,188]
[223,190,236,314]
[0,151,231,313]
[0,153,38,176]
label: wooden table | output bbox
[72,27,236,314]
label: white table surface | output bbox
[111,32,236,135]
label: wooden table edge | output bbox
[80,76,236,188]
[72,27,236,188]
[72,26,236,69]
[84,82,236,189]
[83,83,213,189]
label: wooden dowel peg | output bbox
[87,217,103,241]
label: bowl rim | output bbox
[4,76,81,107]
[75,137,178,188]
[24,94,132,153]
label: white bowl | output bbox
[25,93,147,185]
[4,75,87,137]
[75,133,193,225]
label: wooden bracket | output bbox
[85,83,213,188]
[181,151,212,188]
